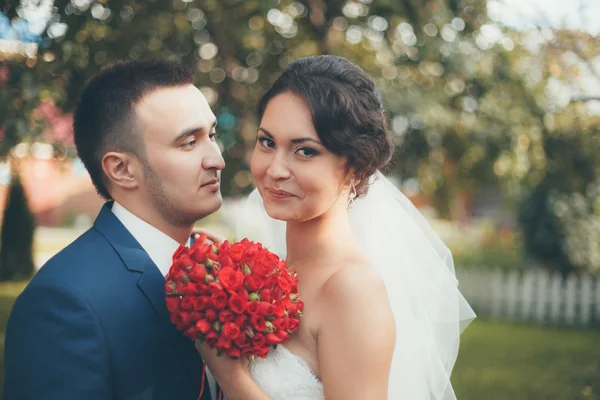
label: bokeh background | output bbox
[0,0,599,399]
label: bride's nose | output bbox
[265,151,291,181]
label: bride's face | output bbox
[251,92,349,222]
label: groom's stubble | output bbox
[140,157,220,228]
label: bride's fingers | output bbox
[191,227,227,244]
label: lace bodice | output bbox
[248,345,324,400]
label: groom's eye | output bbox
[181,139,196,148]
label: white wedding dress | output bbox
[248,345,324,400]
[237,172,475,400]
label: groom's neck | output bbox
[113,199,194,245]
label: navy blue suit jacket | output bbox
[3,203,211,400]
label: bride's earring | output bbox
[347,179,357,210]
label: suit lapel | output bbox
[93,203,205,387]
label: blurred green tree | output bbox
[0,170,36,281]
[1,0,599,273]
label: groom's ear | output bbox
[102,151,141,191]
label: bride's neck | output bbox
[285,205,356,267]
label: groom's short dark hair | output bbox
[73,59,194,200]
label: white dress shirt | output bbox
[111,202,218,399]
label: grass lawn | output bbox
[453,319,600,399]
[1,280,599,399]
[0,280,28,398]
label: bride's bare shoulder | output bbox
[319,261,390,312]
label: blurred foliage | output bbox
[1,0,599,273]
[452,226,525,271]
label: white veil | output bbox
[236,171,476,399]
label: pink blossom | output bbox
[0,65,9,85]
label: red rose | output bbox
[219,310,235,323]
[276,329,290,342]
[229,243,246,262]
[205,309,218,322]
[189,264,207,282]
[247,301,259,314]
[198,296,212,311]
[272,303,285,317]
[235,334,251,348]
[228,295,246,314]
[234,314,248,327]
[259,289,272,302]
[226,348,241,358]
[245,275,264,291]
[166,238,303,360]
[287,317,300,331]
[190,311,202,322]
[222,322,241,340]
[211,291,228,309]
[257,302,274,316]
[266,333,282,345]
[277,276,291,291]
[206,250,219,261]
[165,297,181,312]
[205,330,219,346]
[175,253,194,271]
[179,296,196,311]
[252,333,266,348]
[251,314,267,332]
[216,336,233,349]
[191,246,209,264]
[172,245,189,261]
[236,287,250,301]
[171,268,187,282]
[272,318,286,330]
[218,252,234,269]
[194,282,209,295]
[195,319,212,334]
[178,311,192,328]
[288,303,298,315]
[271,287,282,302]
[184,326,198,340]
[208,282,224,292]
[219,267,244,292]
[256,347,270,359]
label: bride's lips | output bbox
[200,178,220,192]
[266,188,295,199]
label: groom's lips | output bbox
[200,178,220,191]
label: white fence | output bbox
[457,269,600,327]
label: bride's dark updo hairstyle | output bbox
[257,55,394,197]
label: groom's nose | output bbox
[202,142,226,171]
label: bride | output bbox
[196,55,475,399]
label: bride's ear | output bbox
[102,151,141,191]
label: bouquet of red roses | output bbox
[165,235,303,359]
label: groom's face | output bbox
[134,84,225,225]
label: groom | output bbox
[4,60,224,399]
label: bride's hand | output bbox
[195,341,270,400]
[191,227,227,244]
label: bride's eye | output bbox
[257,136,275,149]
[296,147,319,157]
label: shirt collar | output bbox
[111,202,189,277]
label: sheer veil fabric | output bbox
[236,171,476,399]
